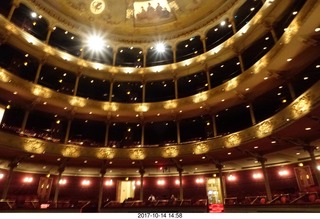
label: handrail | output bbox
[79,200,91,213]
[289,192,318,204]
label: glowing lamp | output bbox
[0,105,5,124]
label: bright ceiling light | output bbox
[86,34,106,52]
[155,43,166,53]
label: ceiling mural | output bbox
[39,0,228,38]
[133,0,174,25]
[63,0,206,25]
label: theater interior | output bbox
[0,0,320,213]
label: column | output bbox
[201,35,207,53]
[139,167,145,201]
[304,146,320,186]
[216,164,225,203]
[141,123,145,146]
[33,61,44,84]
[177,167,184,200]
[53,165,65,208]
[64,118,72,144]
[98,164,107,212]
[212,115,217,137]
[270,28,278,43]
[205,68,211,90]
[73,75,80,96]
[7,0,19,21]
[238,53,245,73]
[21,109,30,133]
[143,49,147,67]
[288,82,296,100]
[174,76,178,99]
[104,122,110,147]
[1,160,18,200]
[108,78,114,102]
[112,50,117,66]
[45,26,54,44]
[258,157,272,202]
[142,81,146,103]
[173,47,177,63]
[248,103,256,125]
[176,120,181,144]
[229,18,237,34]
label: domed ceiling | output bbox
[37,0,229,41]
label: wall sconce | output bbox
[23,177,33,183]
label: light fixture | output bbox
[155,43,166,53]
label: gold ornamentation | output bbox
[90,0,106,15]
[162,146,179,158]
[69,96,86,107]
[193,143,209,155]
[97,148,116,159]
[257,120,273,138]
[164,100,177,109]
[292,95,311,118]
[32,86,52,98]
[62,145,81,158]
[0,70,10,82]
[225,133,241,147]
[129,148,146,160]
[23,139,45,154]
[192,92,208,103]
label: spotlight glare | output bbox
[155,43,166,53]
[86,34,106,52]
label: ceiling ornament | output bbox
[23,139,46,154]
[90,0,106,15]
[96,148,116,159]
[162,146,179,158]
[193,142,209,155]
[129,148,146,160]
[61,145,81,158]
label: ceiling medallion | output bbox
[90,0,106,15]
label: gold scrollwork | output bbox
[23,139,45,154]
[292,95,311,118]
[0,70,10,82]
[193,143,209,155]
[162,146,179,158]
[129,148,146,160]
[62,145,81,158]
[225,133,241,147]
[257,120,273,138]
[96,148,116,159]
